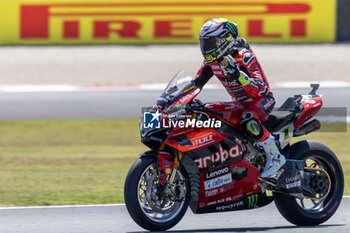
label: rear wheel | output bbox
[124,156,190,231]
[274,140,344,225]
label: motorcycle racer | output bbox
[155,18,285,178]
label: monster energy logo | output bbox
[247,194,258,208]
[175,104,183,110]
[225,22,238,37]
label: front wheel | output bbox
[124,156,190,231]
[275,140,344,225]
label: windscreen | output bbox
[160,70,192,101]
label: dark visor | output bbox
[200,37,218,56]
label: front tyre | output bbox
[124,156,190,231]
[275,140,344,225]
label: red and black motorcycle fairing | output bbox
[274,93,323,137]
[294,95,322,128]
[156,118,275,214]
[140,72,324,214]
[203,102,244,128]
[195,153,274,214]
[127,72,343,231]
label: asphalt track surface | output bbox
[0,197,348,233]
[0,87,348,120]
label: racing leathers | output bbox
[157,38,285,178]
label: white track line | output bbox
[0,203,125,210]
[0,81,349,93]
[271,81,350,88]
[0,85,79,93]
[0,196,349,210]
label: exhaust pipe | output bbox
[294,119,321,137]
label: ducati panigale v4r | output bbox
[124,70,344,231]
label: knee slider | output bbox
[240,112,253,124]
[240,113,264,139]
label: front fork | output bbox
[157,144,183,186]
[156,144,185,202]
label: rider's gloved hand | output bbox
[218,55,239,77]
[152,98,172,112]
[185,99,204,113]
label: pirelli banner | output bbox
[0,0,336,44]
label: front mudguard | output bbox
[139,150,158,158]
[139,150,199,176]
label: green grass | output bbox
[0,119,348,206]
[0,119,146,206]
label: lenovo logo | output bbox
[205,166,230,180]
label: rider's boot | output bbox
[256,135,286,178]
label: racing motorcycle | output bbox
[124,70,344,231]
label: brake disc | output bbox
[145,173,177,214]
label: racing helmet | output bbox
[199,18,238,63]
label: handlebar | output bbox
[186,100,223,117]
[204,108,224,117]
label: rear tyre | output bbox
[124,156,190,231]
[274,140,344,225]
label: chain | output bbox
[258,177,276,187]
